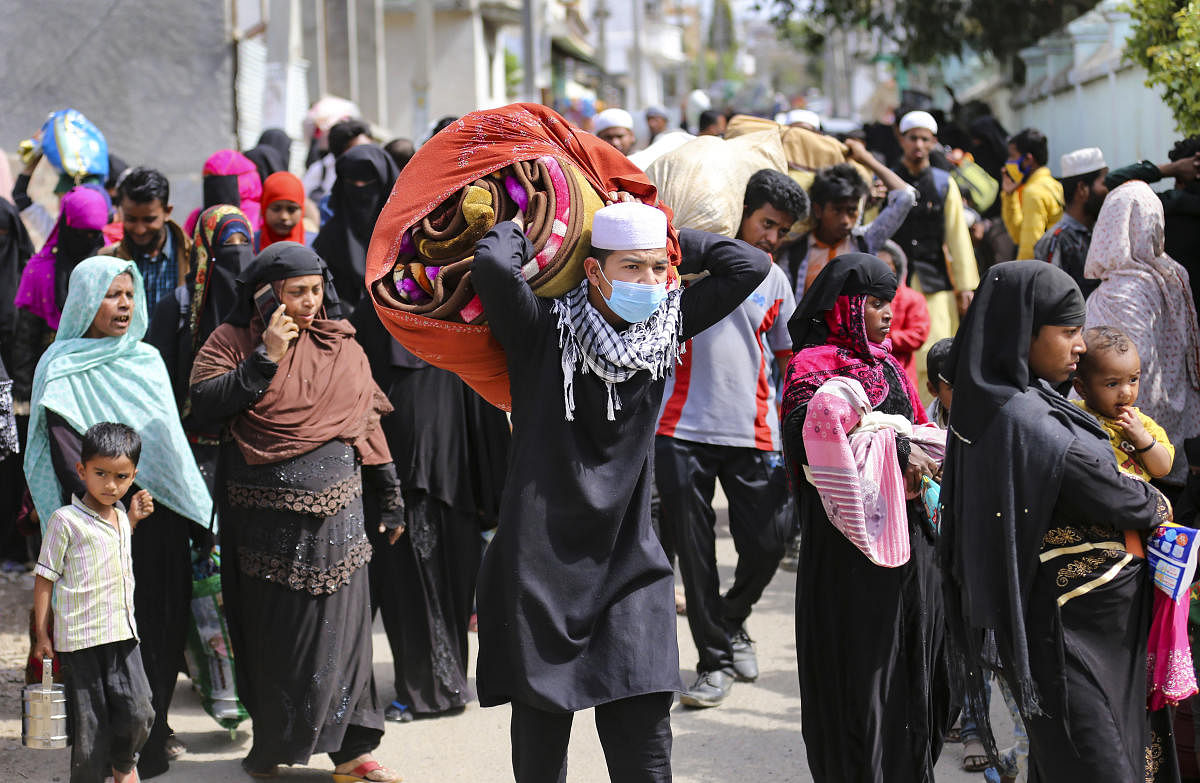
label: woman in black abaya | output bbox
[941,261,1178,782]
[352,301,509,719]
[0,198,34,561]
[313,145,398,308]
[189,244,405,781]
[780,253,953,782]
[244,129,292,184]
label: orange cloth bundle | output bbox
[366,103,678,410]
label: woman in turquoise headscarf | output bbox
[25,256,212,780]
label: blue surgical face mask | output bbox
[598,265,668,323]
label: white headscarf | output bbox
[1085,180,1200,483]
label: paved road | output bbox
[10,492,1015,782]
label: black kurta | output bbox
[784,361,953,783]
[471,222,768,712]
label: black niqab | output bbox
[54,224,105,311]
[201,243,253,341]
[968,116,1009,183]
[244,129,291,183]
[787,252,897,350]
[940,261,1105,751]
[0,199,34,339]
[226,241,345,327]
[203,175,242,209]
[312,145,398,307]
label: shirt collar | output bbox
[136,225,174,263]
[1058,212,1089,233]
[70,494,126,524]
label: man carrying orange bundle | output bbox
[472,201,769,782]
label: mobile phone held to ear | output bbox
[254,284,281,324]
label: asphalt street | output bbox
[11,489,1016,782]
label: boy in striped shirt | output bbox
[33,422,156,783]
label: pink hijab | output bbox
[13,186,110,329]
[1085,180,1200,483]
[801,375,946,567]
[184,150,263,234]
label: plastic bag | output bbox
[644,131,788,237]
[183,550,248,731]
[951,158,999,213]
[32,110,109,183]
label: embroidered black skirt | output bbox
[219,440,383,767]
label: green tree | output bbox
[505,49,522,100]
[1125,0,1200,134]
[769,0,1101,64]
[708,0,738,81]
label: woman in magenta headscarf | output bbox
[184,150,263,235]
[11,186,110,405]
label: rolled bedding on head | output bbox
[364,102,677,410]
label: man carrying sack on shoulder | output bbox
[471,200,769,782]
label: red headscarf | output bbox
[365,102,678,410]
[259,172,307,248]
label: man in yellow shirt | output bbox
[890,110,979,395]
[1001,128,1064,259]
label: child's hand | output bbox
[1115,408,1153,449]
[129,490,155,526]
[33,636,53,663]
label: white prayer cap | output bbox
[785,109,822,130]
[593,108,634,135]
[898,110,938,135]
[645,104,669,120]
[1059,147,1107,178]
[591,202,668,251]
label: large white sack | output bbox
[628,130,696,171]
[644,131,787,237]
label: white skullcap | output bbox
[785,109,822,130]
[645,105,669,120]
[1059,147,1107,178]
[898,111,938,135]
[591,202,668,251]
[593,108,634,135]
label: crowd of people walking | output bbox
[3,94,1200,783]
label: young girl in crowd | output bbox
[781,252,952,782]
[258,172,314,250]
[1072,325,1174,481]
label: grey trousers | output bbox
[59,638,155,783]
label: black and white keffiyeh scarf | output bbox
[552,280,684,421]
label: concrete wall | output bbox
[0,0,234,221]
[384,8,496,142]
[1014,67,1177,175]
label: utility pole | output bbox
[630,0,644,109]
[596,0,610,103]
[413,0,435,139]
[522,0,539,102]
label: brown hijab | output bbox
[190,242,392,465]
